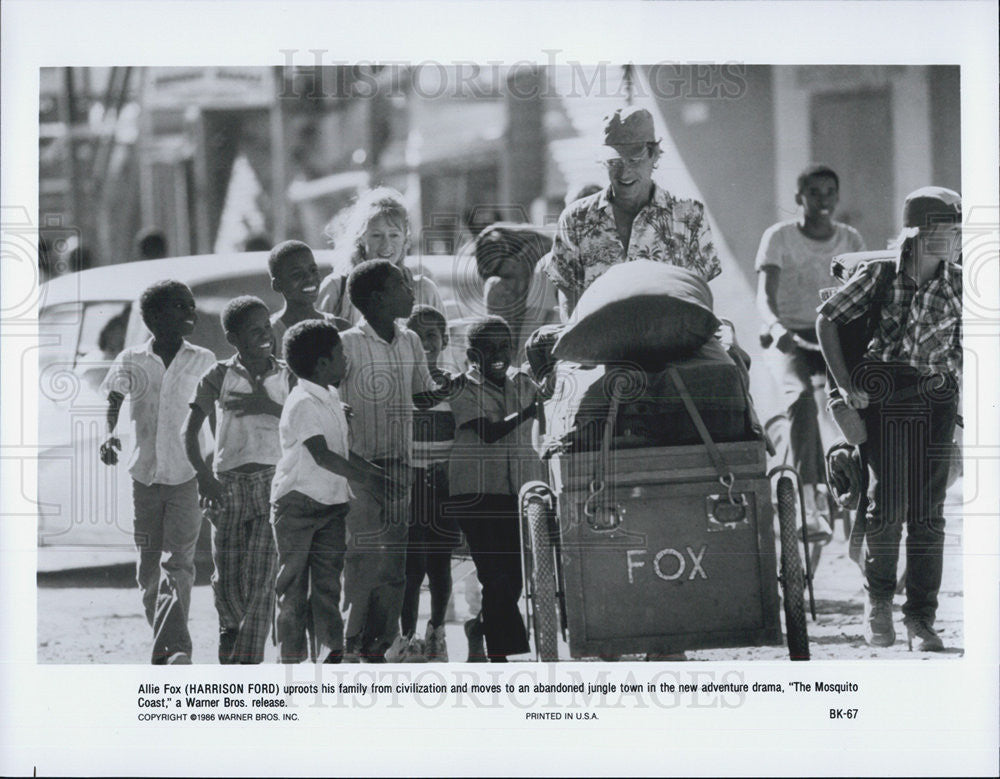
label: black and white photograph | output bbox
[2,1,998,776]
[32,61,968,665]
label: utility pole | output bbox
[271,65,288,242]
[62,68,86,267]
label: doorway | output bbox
[811,89,895,250]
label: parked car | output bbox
[36,250,493,558]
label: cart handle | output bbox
[582,479,625,532]
[718,473,747,507]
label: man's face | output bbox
[796,175,839,222]
[604,143,655,204]
[363,215,407,266]
[149,287,197,339]
[272,251,321,304]
[228,306,274,363]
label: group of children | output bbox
[100,188,539,664]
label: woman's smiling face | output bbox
[362,215,408,266]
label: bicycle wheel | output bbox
[519,482,559,662]
[777,475,810,660]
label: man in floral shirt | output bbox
[544,106,721,317]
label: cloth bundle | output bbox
[474,223,553,281]
[552,261,720,370]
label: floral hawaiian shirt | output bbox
[543,185,721,296]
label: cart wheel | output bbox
[520,482,560,662]
[776,476,810,661]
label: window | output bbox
[38,302,83,372]
[76,303,131,364]
[72,302,131,393]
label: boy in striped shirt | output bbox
[337,261,458,661]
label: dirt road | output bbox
[37,492,964,664]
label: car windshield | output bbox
[76,302,130,360]
[38,302,85,372]
[37,300,131,393]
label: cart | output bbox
[520,366,810,661]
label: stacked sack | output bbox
[541,261,756,456]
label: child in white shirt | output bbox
[270,319,402,663]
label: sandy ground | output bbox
[37,484,964,664]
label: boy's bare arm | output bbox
[817,314,868,409]
[105,391,123,434]
[303,436,403,496]
[411,390,438,410]
[756,267,791,350]
[183,405,226,507]
[461,404,537,444]
[99,391,124,465]
[413,373,466,409]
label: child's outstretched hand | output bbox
[359,466,400,500]
[433,370,467,398]
[99,436,121,466]
[774,330,796,354]
[197,473,227,510]
[446,372,468,393]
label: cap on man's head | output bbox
[903,186,962,230]
[601,107,658,154]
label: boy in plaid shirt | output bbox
[817,187,962,652]
[184,296,291,663]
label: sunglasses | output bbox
[601,151,649,170]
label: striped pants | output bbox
[211,468,277,664]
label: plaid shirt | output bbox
[818,259,962,381]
